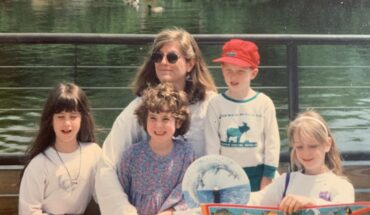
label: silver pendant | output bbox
[71,179,78,185]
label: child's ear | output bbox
[325,137,333,153]
[251,68,259,79]
[175,120,182,129]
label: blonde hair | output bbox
[131,27,217,104]
[287,110,343,175]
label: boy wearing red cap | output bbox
[205,39,280,191]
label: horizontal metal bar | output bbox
[0,66,74,69]
[196,34,370,45]
[0,65,285,70]
[0,128,112,132]
[0,65,138,69]
[1,64,370,70]
[355,188,370,193]
[1,86,369,91]
[0,86,286,91]
[0,108,124,111]
[3,64,370,69]
[1,33,370,45]
[0,87,132,90]
[0,194,18,197]
[299,65,370,68]
[210,65,286,69]
[299,106,370,110]
[3,106,370,112]
[0,33,156,44]
[217,86,286,90]
[300,86,370,89]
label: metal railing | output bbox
[1,33,370,164]
[3,33,370,116]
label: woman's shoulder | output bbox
[115,97,142,119]
[203,91,218,103]
[190,91,218,112]
[206,90,218,99]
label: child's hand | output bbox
[279,194,315,214]
[260,176,272,190]
[157,208,174,215]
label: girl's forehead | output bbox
[55,110,80,114]
[293,132,319,145]
[148,110,172,115]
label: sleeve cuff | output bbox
[263,164,277,178]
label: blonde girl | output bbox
[19,82,102,215]
[251,110,354,214]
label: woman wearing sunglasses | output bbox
[95,27,217,215]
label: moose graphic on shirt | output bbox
[226,122,249,144]
[221,122,257,147]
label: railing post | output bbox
[287,42,299,120]
[73,44,78,83]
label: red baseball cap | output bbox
[213,39,260,69]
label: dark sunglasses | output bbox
[151,51,181,64]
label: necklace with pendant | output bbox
[54,143,81,186]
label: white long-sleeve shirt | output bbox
[95,92,216,215]
[19,142,102,215]
[205,92,280,177]
[250,171,355,206]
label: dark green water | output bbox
[1,0,370,153]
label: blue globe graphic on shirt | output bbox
[182,155,251,209]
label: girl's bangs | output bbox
[148,102,172,114]
[291,122,326,146]
[54,96,80,113]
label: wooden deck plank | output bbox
[0,196,18,215]
[0,168,21,194]
[344,165,370,189]
[356,192,370,202]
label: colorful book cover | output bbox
[200,202,370,215]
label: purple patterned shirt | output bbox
[118,138,195,215]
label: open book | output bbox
[200,202,370,215]
[181,155,369,215]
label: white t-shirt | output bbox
[19,142,102,215]
[250,171,355,206]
